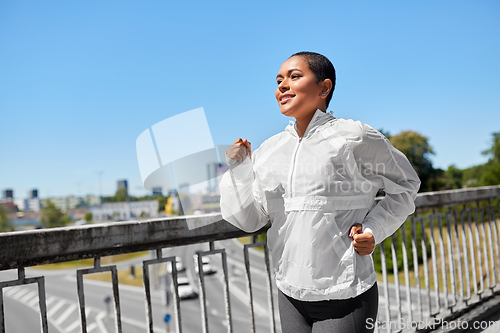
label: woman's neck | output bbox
[295,109,323,138]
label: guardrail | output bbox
[0,185,499,333]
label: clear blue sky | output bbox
[1,1,499,198]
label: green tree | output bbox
[479,132,500,186]
[390,131,435,191]
[378,128,392,140]
[446,164,464,189]
[462,164,485,187]
[427,168,454,191]
[482,132,500,162]
[114,188,128,202]
[0,205,11,232]
[156,195,169,212]
[41,201,69,228]
[84,212,93,223]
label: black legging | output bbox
[278,283,379,333]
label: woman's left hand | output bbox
[349,223,375,255]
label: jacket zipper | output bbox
[288,136,302,198]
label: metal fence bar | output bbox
[420,216,432,317]
[463,208,476,300]
[0,287,3,332]
[400,223,412,323]
[485,206,496,290]
[488,205,500,286]
[437,213,449,310]
[76,257,122,333]
[473,208,485,297]
[0,268,48,333]
[243,241,276,333]
[196,248,232,333]
[428,214,440,316]
[445,210,458,310]
[478,208,492,294]
[243,243,256,333]
[197,250,209,333]
[379,240,391,333]
[390,234,402,331]
[411,216,423,320]
[263,242,277,333]
[495,203,500,282]
[142,250,182,333]
[452,209,465,305]
[459,209,471,304]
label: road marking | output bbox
[64,319,81,333]
[27,296,40,307]
[87,322,98,332]
[11,288,29,299]
[48,299,67,317]
[19,290,38,303]
[4,287,22,297]
[215,271,268,318]
[121,315,164,332]
[96,311,109,333]
[46,296,57,306]
[55,303,77,325]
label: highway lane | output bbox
[175,242,277,333]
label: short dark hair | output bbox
[290,51,336,108]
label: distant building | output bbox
[152,187,162,196]
[207,163,219,193]
[28,189,38,199]
[207,163,228,194]
[0,201,18,213]
[89,200,159,221]
[42,196,82,212]
[82,195,101,206]
[117,180,128,195]
[14,197,41,212]
[2,189,13,202]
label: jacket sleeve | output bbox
[219,154,269,233]
[353,125,421,245]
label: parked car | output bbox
[193,253,217,275]
[176,276,198,300]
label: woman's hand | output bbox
[349,223,375,255]
[226,138,252,164]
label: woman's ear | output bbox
[320,79,333,97]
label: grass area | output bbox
[238,236,265,252]
[34,251,149,270]
[85,266,145,287]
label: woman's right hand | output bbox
[226,138,251,165]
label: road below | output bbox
[0,239,280,333]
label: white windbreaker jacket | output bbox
[219,109,421,301]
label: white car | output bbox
[166,257,186,273]
[193,254,217,275]
[176,276,198,300]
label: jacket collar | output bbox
[285,109,335,138]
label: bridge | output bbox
[1,185,500,333]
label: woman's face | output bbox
[275,56,325,120]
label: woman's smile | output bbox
[278,92,295,104]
